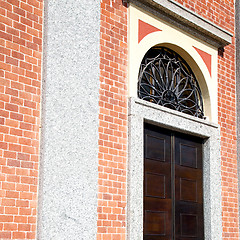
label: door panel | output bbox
[175,134,203,240]
[144,125,172,240]
[144,124,204,240]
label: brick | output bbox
[0,141,8,150]
[12,232,25,239]
[6,190,19,199]
[16,200,29,208]
[24,100,36,109]
[20,192,32,200]
[6,87,18,97]
[4,223,17,231]
[19,76,31,85]
[16,183,29,192]
[7,0,19,6]
[20,31,32,41]
[0,62,11,71]
[0,117,4,124]
[9,143,21,152]
[19,208,31,216]
[27,12,38,22]
[13,36,25,46]
[27,217,36,223]
[10,96,23,106]
[2,198,16,206]
[5,72,18,81]
[98,1,128,239]
[2,182,15,190]
[0,215,13,222]
[26,26,38,37]
[27,232,36,239]
[6,41,19,51]
[27,0,39,8]
[5,103,18,112]
[20,2,33,13]
[7,159,20,167]
[33,36,42,45]
[20,16,32,27]
[12,50,24,60]
[20,61,32,70]
[20,122,32,130]
[6,26,19,36]
[34,7,42,17]
[11,81,24,90]
[7,12,19,22]
[2,166,15,174]
[0,232,11,239]
[21,161,33,169]
[13,21,26,31]
[0,46,11,55]
[0,80,10,89]
[5,207,18,214]
[18,152,30,160]
[21,176,35,184]
[25,55,37,65]
[13,6,25,16]
[0,15,12,27]
[6,56,19,66]
[10,128,23,136]
[26,41,38,51]
[25,71,37,80]
[0,1,12,11]
[4,135,18,144]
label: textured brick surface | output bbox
[219,43,239,239]
[0,0,238,239]
[98,0,128,239]
[0,0,43,239]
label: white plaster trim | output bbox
[130,0,232,47]
[127,97,222,240]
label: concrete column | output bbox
[37,1,100,239]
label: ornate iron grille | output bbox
[138,47,204,118]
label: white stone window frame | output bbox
[127,97,222,240]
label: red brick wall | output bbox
[0,0,43,239]
[98,0,128,239]
[175,0,233,31]
[0,0,237,239]
[219,44,239,239]
[174,1,239,239]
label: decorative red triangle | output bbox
[138,19,162,43]
[193,46,212,77]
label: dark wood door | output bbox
[144,124,203,240]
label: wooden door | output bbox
[144,124,203,240]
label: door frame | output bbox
[127,97,222,240]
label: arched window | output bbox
[138,47,204,118]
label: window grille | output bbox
[138,47,204,118]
